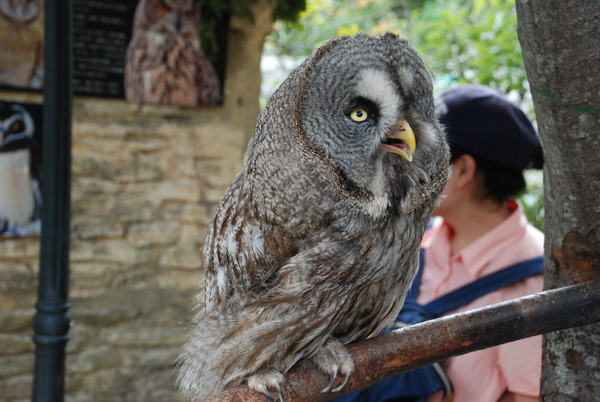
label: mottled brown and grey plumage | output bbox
[124,0,221,107]
[177,33,450,401]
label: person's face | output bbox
[431,162,460,218]
[431,154,477,218]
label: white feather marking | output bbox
[242,223,264,256]
[356,68,401,129]
[215,266,227,298]
[364,158,389,218]
[365,195,389,218]
[355,70,401,218]
[226,229,238,256]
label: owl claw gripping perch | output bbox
[176,33,450,401]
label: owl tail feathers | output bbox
[175,313,250,401]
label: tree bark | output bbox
[515,1,600,400]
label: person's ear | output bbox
[452,154,478,188]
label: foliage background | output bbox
[261,0,544,229]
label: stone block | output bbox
[110,198,159,222]
[0,238,40,259]
[159,270,203,293]
[67,345,120,373]
[122,133,168,153]
[0,310,34,333]
[70,193,118,218]
[204,184,229,203]
[0,334,34,356]
[134,368,183,401]
[122,347,179,370]
[127,221,182,247]
[159,243,202,269]
[185,124,245,160]
[72,154,137,183]
[130,153,169,181]
[70,240,140,265]
[71,218,125,240]
[0,262,34,291]
[161,202,214,225]
[125,179,202,204]
[179,223,204,243]
[108,264,162,289]
[0,374,32,401]
[72,177,121,195]
[70,288,188,327]
[68,262,121,291]
[102,326,186,348]
[0,354,34,378]
[194,158,241,188]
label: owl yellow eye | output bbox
[350,108,369,122]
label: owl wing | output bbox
[189,216,366,396]
[203,173,296,313]
[124,35,148,102]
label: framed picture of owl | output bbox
[124,0,228,107]
[1,0,228,108]
[0,102,43,238]
[0,0,44,91]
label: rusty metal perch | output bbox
[197,280,600,401]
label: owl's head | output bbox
[0,103,34,153]
[133,0,199,38]
[290,33,450,217]
[0,0,41,24]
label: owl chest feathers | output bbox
[205,170,423,315]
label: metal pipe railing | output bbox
[32,1,73,401]
[198,280,600,401]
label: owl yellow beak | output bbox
[381,119,416,162]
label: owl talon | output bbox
[320,366,339,393]
[257,384,277,402]
[331,370,351,393]
[313,339,355,393]
[274,382,285,401]
[248,370,285,402]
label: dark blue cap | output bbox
[436,84,543,170]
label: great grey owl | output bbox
[177,32,450,401]
[124,0,221,107]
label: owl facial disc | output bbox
[381,119,416,162]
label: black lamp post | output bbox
[32,1,73,401]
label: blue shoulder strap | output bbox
[406,248,426,301]
[422,255,544,317]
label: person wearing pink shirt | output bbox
[333,84,544,402]
[420,84,544,402]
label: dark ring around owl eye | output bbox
[347,97,379,123]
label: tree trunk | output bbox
[515,1,600,400]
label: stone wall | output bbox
[0,2,275,400]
